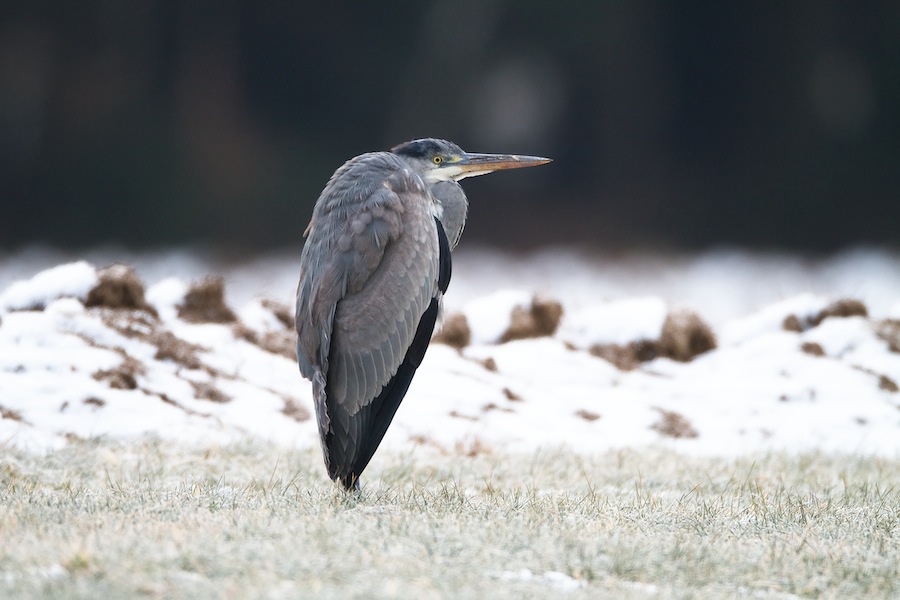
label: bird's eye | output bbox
[432,156,443,165]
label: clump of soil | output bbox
[590,339,661,371]
[261,299,294,329]
[481,402,513,414]
[282,397,310,422]
[85,264,157,316]
[879,375,899,393]
[449,410,478,421]
[875,319,900,353]
[233,323,296,360]
[651,408,698,439]
[473,356,497,372]
[502,387,522,401]
[454,437,490,457]
[575,409,601,422]
[800,342,826,356]
[811,298,868,326]
[590,310,714,370]
[432,312,471,349]
[190,380,230,403]
[178,277,237,324]
[660,310,716,362]
[83,397,105,407]
[782,314,804,332]
[500,295,563,343]
[153,331,204,370]
[784,299,868,333]
[101,309,157,339]
[1,406,23,421]
[257,331,296,360]
[92,356,146,390]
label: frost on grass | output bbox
[2,441,899,599]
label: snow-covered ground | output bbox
[1,246,899,458]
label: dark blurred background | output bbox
[1,1,898,253]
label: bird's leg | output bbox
[340,473,361,493]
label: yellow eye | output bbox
[432,156,443,165]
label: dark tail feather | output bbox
[344,297,441,484]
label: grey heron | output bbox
[295,138,551,489]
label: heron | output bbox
[295,138,551,490]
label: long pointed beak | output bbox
[454,152,552,179]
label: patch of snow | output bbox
[718,293,828,347]
[890,302,900,320]
[0,261,98,312]
[238,299,285,332]
[558,296,667,347]
[494,568,585,592]
[146,277,188,320]
[542,570,587,592]
[463,289,531,344]
[1,249,899,463]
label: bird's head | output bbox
[391,138,551,183]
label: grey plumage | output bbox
[295,138,550,489]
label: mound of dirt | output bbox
[432,312,471,349]
[500,295,563,343]
[575,409,601,422]
[875,319,900,353]
[784,298,869,333]
[92,356,145,390]
[801,342,826,356]
[659,310,716,362]
[261,299,294,329]
[589,339,661,371]
[651,408,698,439]
[782,314,804,332]
[178,277,237,324]
[152,331,204,370]
[190,380,230,403]
[282,398,310,422]
[85,264,157,316]
[812,298,868,326]
[234,323,297,360]
[589,310,714,370]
